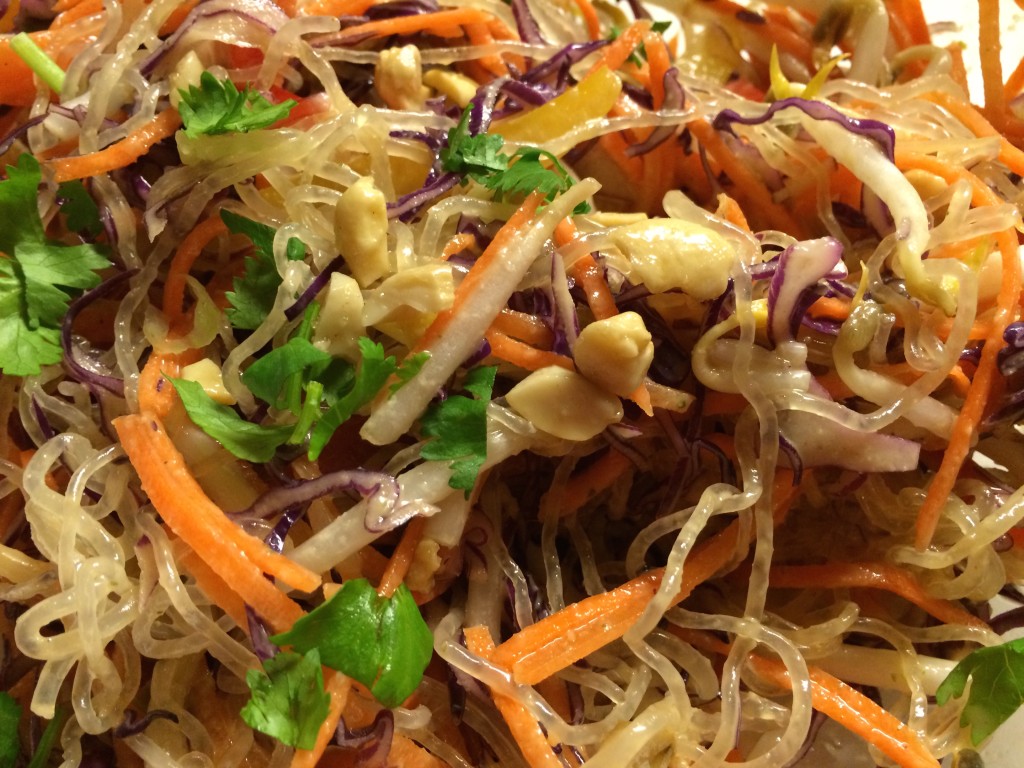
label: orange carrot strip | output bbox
[158,0,200,34]
[807,296,852,322]
[177,546,251,630]
[556,221,619,321]
[162,213,229,332]
[571,0,601,40]
[337,7,494,41]
[137,350,203,418]
[590,20,650,74]
[492,471,800,684]
[714,192,751,232]
[768,562,987,629]
[643,30,671,109]
[1005,53,1024,100]
[386,735,449,768]
[687,118,805,237]
[896,152,1022,548]
[297,0,373,16]
[464,626,563,768]
[484,328,574,372]
[978,0,1007,126]
[48,109,182,183]
[884,0,931,47]
[440,232,476,261]
[377,516,427,598]
[491,309,555,348]
[49,0,101,28]
[114,414,320,631]
[289,671,353,768]
[923,90,1024,177]
[747,655,939,768]
[411,193,544,356]
[546,448,633,519]
[464,21,508,78]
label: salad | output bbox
[0,0,1023,765]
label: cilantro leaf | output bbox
[390,351,429,394]
[271,579,433,709]
[221,209,306,331]
[307,338,399,460]
[937,637,1024,745]
[241,649,330,750]
[0,154,111,376]
[483,147,587,212]
[419,366,496,496]
[57,180,103,237]
[170,377,293,462]
[0,692,20,768]
[178,71,296,138]
[242,337,333,409]
[440,108,508,182]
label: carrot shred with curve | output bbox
[48,109,182,183]
[545,447,633,519]
[484,328,575,372]
[571,0,601,40]
[162,213,229,334]
[490,470,801,685]
[464,625,563,768]
[767,562,988,629]
[337,7,496,41]
[137,349,204,418]
[376,515,426,598]
[114,413,320,632]
[289,671,352,768]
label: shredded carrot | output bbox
[571,0,601,40]
[1004,52,1024,101]
[714,192,751,232]
[922,90,1024,177]
[48,0,101,28]
[545,447,633,519]
[484,328,575,372]
[687,118,805,237]
[158,0,199,35]
[296,0,373,16]
[747,655,940,768]
[337,7,495,42]
[48,109,182,183]
[137,349,203,418]
[177,546,251,630]
[643,30,671,109]
[491,309,555,348]
[896,151,1022,548]
[883,0,932,48]
[807,295,852,323]
[377,516,427,598]
[162,213,228,334]
[440,231,476,261]
[590,20,651,74]
[768,562,988,629]
[490,471,800,684]
[555,220,619,321]
[978,0,1007,128]
[464,625,563,768]
[289,671,352,768]
[411,192,544,356]
[464,21,508,78]
[114,413,320,632]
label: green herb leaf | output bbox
[271,579,433,709]
[170,377,293,462]
[178,71,296,138]
[241,649,331,750]
[419,365,496,496]
[483,147,587,212]
[440,108,508,182]
[57,180,103,236]
[222,209,306,330]
[307,338,398,460]
[242,337,333,409]
[390,351,429,394]
[936,637,1024,745]
[0,692,21,768]
[0,154,111,376]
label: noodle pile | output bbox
[1,0,1023,766]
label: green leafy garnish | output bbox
[419,365,496,496]
[0,154,111,376]
[178,71,296,138]
[242,337,333,411]
[390,351,429,394]
[307,338,400,460]
[271,579,433,709]
[440,108,589,214]
[57,180,103,237]
[222,209,306,330]
[937,637,1024,746]
[0,693,20,768]
[169,377,293,462]
[241,649,331,750]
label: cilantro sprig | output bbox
[177,72,296,138]
[937,637,1024,745]
[420,366,497,497]
[271,579,434,709]
[241,649,331,750]
[440,108,590,214]
[222,209,306,331]
[0,154,111,376]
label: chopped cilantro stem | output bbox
[26,708,65,768]
[289,381,324,444]
[10,33,65,94]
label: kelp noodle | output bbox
[1,0,1023,766]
